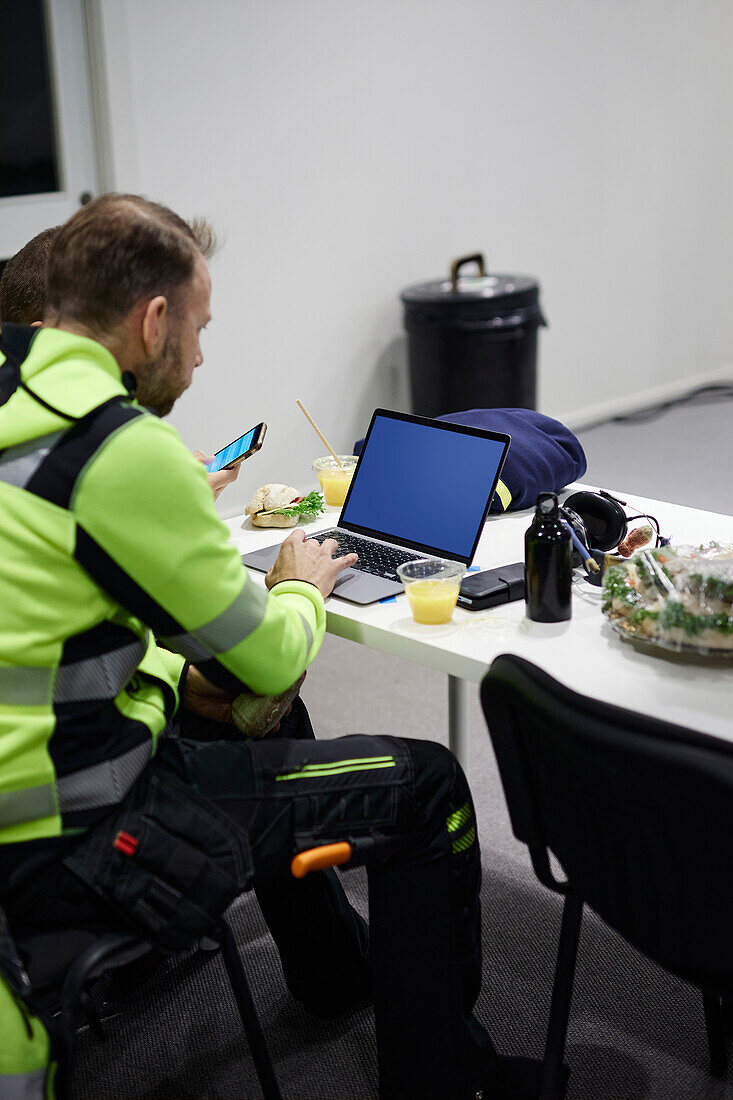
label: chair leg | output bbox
[703,991,728,1076]
[217,920,283,1100]
[540,893,584,1100]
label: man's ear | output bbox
[30,320,43,328]
[141,295,168,357]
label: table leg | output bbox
[448,675,471,771]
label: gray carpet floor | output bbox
[74,396,733,1099]
[575,391,733,515]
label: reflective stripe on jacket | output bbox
[0,327,325,847]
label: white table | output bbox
[226,487,733,768]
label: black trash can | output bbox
[401,253,547,418]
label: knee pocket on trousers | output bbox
[405,739,467,807]
[293,786,399,837]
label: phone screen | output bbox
[206,426,260,472]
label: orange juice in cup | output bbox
[396,560,465,625]
[312,456,357,507]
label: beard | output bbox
[133,327,190,417]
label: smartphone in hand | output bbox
[206,422,267,472]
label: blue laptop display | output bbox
[340,410,510,563]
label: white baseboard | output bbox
[555,364,733,432]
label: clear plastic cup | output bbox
[312,455,358,507]
[396,559,466,624]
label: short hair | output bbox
[0,226,60,324]
[46,193,217,334]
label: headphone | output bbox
[561,489,668,560]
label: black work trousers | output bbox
[6,700,497,1100]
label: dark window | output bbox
[0,0,59,198]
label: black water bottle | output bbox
[525,492,572,622]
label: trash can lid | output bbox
[401,254,541,316]
[402,272,538,304]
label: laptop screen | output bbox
[339,410,510,563]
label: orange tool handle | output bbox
[291,841,352,879]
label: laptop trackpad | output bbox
[331,569,402,605]
[332,569,357,588]
[241,544,283,572]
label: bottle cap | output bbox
[536,491,559,516]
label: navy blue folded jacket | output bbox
[353,408,586,514]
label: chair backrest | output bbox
[481,654,733,990]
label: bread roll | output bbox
[246,483,300,528]
[251,511,297,528]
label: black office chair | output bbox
[481,653,733,1100]
[10,837,356,1099]
[16,915,282,1100]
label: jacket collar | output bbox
[19,326,124,385]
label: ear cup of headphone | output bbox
[562,491,628,552]
[559,506,591,564]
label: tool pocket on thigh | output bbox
[63,769,253,953]
[293,785,400,842]
[253,735,412,834]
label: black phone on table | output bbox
[205,422,267,472]
[456,562,525,610]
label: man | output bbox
[0,225,239,501]
[0,194,547,1099]
[0,226,59,327]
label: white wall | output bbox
[97,0,733,512]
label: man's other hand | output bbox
[183,665,234,724]
[193,450,241,501]
[265,529,358,598]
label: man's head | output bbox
[46,194,216,415]
[0,226,60,325]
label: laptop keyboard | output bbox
[310,529,423,580]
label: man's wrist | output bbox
[269,577,322,593]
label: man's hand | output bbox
[193,450,241,501]
[231,673,305,737]
[265,528,358,598]
[183,665,234,724]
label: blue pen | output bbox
[561,520,600,573]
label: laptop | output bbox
[241,408,511,604]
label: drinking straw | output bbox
[296,400,343,467]
[561,520,600,573]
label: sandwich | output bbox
[245,484,324,528]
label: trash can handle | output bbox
[451,253,486,292]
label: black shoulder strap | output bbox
[0,323,34,409]
[23,395,146,509]
[0,322,36,362]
